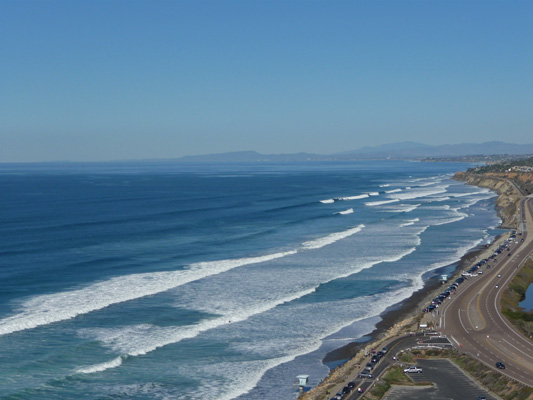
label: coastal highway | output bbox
[440,195,533,387]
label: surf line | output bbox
[0,226,366,336]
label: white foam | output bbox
[448,190,491,198]
[302,224,364,249]
[430,214,468,226]
[368,192,380,196]
[383,204,420,213]
[76,356,123,374]
[0,251,297,336]
[379,184,390,187]
[72,224,423,389]
[388,185,449,201]
[320,199,335,204]
[337,194,369,201]
[185,286,420,400]
[429,196,451,202]
[76,286,319,369]
[399,218,420,227]
[365,199,400,206]
[385,189,402,193]
[0,223,375,336]
[335,208,354,215]
[413,181,440,187]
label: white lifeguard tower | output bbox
[295,375,309,395]
[296,375,309,386]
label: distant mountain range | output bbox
[176,141,533,162]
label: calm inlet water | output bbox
[0,161,502,400]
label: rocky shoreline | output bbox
[300,172,523,400]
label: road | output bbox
[440,195,533,387]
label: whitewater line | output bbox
[75,286,319,374]
[302,224,364,249]
[0,225,366,336]
[0,251,296,336]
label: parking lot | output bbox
[383,359,495,400]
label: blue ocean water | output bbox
[0,161,502,400]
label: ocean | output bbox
[0,160,503,400]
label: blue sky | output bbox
[1,0,532,162]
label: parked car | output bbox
[358,371,374,379]
[403,366,422,373]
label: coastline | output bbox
[323,241,490,364]
[303,173,522,399]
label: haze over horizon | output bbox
[1,1,532,163]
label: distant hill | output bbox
[176,141,533,162]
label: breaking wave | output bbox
[365,199,400,206]
[335,208,354,215]
[302,224,365,249]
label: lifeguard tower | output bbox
[295,375,309,395]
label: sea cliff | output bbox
[453,171,523,229]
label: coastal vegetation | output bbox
[363,366,429,400]
[501,258,533,338]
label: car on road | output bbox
[358,371,374,379]
[403,366,423,373]
[496,362,505,369]
[497,274,502,278]
[477,396,487,400]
